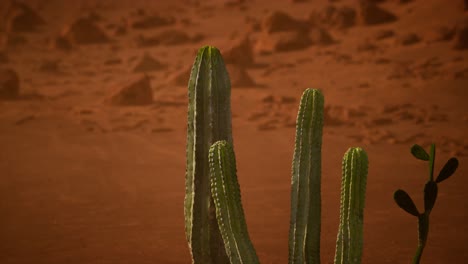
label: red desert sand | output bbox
[0,0,467,263]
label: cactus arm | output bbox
[288,89,324,264]
[334,147,369,264]
[209,141,260,264]
[185,46,232,264]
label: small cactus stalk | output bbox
[334,147,369,264]
[288,88,324,264]
[185,46,232,264]
[209,141,260,264]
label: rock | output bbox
[128,13,175,29]
[156,29,192,45]
[224,0,246,7]
[135,34,159,47]
[255,31,313,53]
[135,29,193,47]
[223,35,255,66]
[109,75,153,106]
[62,18,110,45]
[453,19,468,50]
[4,1,45,33]
[227,65,257,87]
[1,33,27,47]
[359,0,397,25]
[396,33,421,46]
[0,51,9,63]
[357,40,378,52]
[0,68,19,100]
[374,29,394,40]
[313,5,356,29]
[85,11,102,23]
[167,66,191,86]
[132,54,167,72]
[425,26,456,42]
[309,27,335,45]
[38,60,60,73]
[49,36,73,51]
[262,11,309,33]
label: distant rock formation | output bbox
[61,18,110,45]
[227,65,257,87]
[128,13,175,30]
[4,1,45,33]
[135,29,198,47]
[223,36,255,67]
[261,11,309,33]
[310,5,357,29]
[358,0,397,25]
[0,68,19,100]
[167,66,192,86]
[109,75,153,106]
[453,19,468,50]
[132,54,167,73]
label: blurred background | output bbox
[1,0,467,263]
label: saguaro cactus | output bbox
[184,46,371,264]
[209,141,260,264]
[184,46,232,264]
[334,147,369,264]
[288,88,324,264]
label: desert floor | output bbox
[1,0,467,263]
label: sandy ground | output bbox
[1,0,467,263]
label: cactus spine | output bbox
[334,147,369,264]
[288,89,324,264]
[185,46,232,264]
[209,141,260,264]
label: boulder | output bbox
[135,29,193,47]
[109,75,153,106]
[453,20,468,50]
[396,33,421,46]
[255,31,313,53]
[223,35,255,66]
[0,68,19,99]
[227,65,257,87]
[128,13,175,29]
[132,54,167,72]
[262,11,309,33]
[359,0,397,25]
[4,1,45,33]
[312,5,356,29]
[167,66,192,86]
[0,51,9,63]
[62,18,110,45]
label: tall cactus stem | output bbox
[334,147,369,264]
[185,46,232,264]
[209,141,260,264]
[288,88,324,264]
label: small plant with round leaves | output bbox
[394,144,459,264]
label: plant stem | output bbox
[413,213,429,264]
[428,144,436,181]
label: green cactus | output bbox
[184,46,232,264]
[184,46,370,264]
[334,147,369,264]
[288,88,324,264]
[394,144,459,264]
[209,140,260,264]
